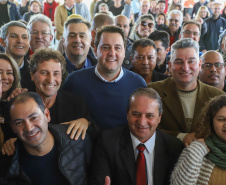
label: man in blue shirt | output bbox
[63,25,146,130]
[63,18,97,74]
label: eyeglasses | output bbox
[140,21,154,28]
[30,31,51,37]
[182,30,200,37]
[202,63,224,70]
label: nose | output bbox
[108,47,116,56]
[182,62,189,71]
[24,120,34,131]
[73,34,81,43]
[138,114,147,125]
[47,73,54,83]
[142,56,149,65]
[1,72,7,80]
[210,64,217,72]
[16,36,23,43]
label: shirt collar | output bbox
[130,132,156,154]
[94,66,124,83]
[65,4,74,10]
[19,60,24,69]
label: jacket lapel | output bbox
[162,79,187,132]
[120,127,136,184]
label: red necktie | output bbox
[136,144,147,185]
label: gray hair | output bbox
[130,14,155,38]
[63,18,91,39]
[27,14,53,35]
[171,38,199,60]
[99,3,109,11]
[127,87,163,116]
[218,30,226,50]
[0,21,29,40]
[168,9,183,23]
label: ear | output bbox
[169,61,172,70]
[30,72,34,81]
[166,47,170,53]
[49,34,54,43]
[0,38,6,47]
[198,59,202,71]
[44,108,51,123]
[94,45,97,57]
[91,30,96,41]
[179,34,181,39]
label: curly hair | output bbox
[30,48,66,75]
[195,95,226,139]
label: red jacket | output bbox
[43,1,59,22]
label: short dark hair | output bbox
[182,20,201,32]
[157,0,166,5]
[127,88,163,116]
[91,13,114,30]
[148,30,169,49]
[131,38,157,57]
[156,12,167,24]
[94,25,126,48]
[30,48,66,75]
[7,92,45,123]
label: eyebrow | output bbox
[12,113,38,123]
[68,32,86,35]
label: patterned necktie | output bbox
[136,144,147,185]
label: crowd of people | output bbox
[0,0,226,184]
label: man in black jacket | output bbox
[0,92,92,185]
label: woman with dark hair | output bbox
[171,94,226,184]
[23,0,41,22]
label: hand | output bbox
[7,88,28,101]
[197,138,210,152]
[2,138,17,156]
[183,132,196,147]
[125,0,131,5]
[105,176,111,185]
[61,118,90,140]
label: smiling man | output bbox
[199,51,226,92]
[63,18,97,74]
[27,14,54,58]
[0,92,92,185]
[63,25,146,130]
[90,87,184,185]
[149,38,224,146]
[0,21,35,91]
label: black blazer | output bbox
[90,126,184,185]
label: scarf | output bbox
[205,134,226,169]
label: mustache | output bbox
[169,23,177,26]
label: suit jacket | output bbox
[90,126,184,185]
[149,78,225,136]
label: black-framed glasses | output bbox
[202,63,224,70]
[140,21,154,28]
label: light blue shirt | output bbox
[131,0,141,14]
[74,2,91,22]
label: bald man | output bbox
[199,51,226,92]
[115,15,133,69]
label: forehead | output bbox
[7,26,28,35]
[99,32,124,45]
[172,47,198,60]
[10,98,40,119]
[31,2,39,6]
[183,24,199,31]
[203,52,223,63]
[142,1,149,5]
[169,13,181,19]
[67,23,89,33]
[36,59,62,70]
[116,17,129,25]
[135,45,156,54]
[214,4,221,8]
[30,21,50,30]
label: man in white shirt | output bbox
[90,87,184,185]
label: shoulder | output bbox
[149,78,173,90]
[122,68,147,85]
[198,80,225,97]
[65,67,95,82]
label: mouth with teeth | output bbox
[15,46,24,49]
[23,129,40,141]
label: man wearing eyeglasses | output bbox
[27,14,54,58]
[199,51,226,92]
[134,0,152,22]
[149,38,224,147]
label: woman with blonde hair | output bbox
[195,5,210,23]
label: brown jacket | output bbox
[54,4,75,40]
[148,78,225,137]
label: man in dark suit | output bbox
[130,39,168,85]
[90,87,184,185]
